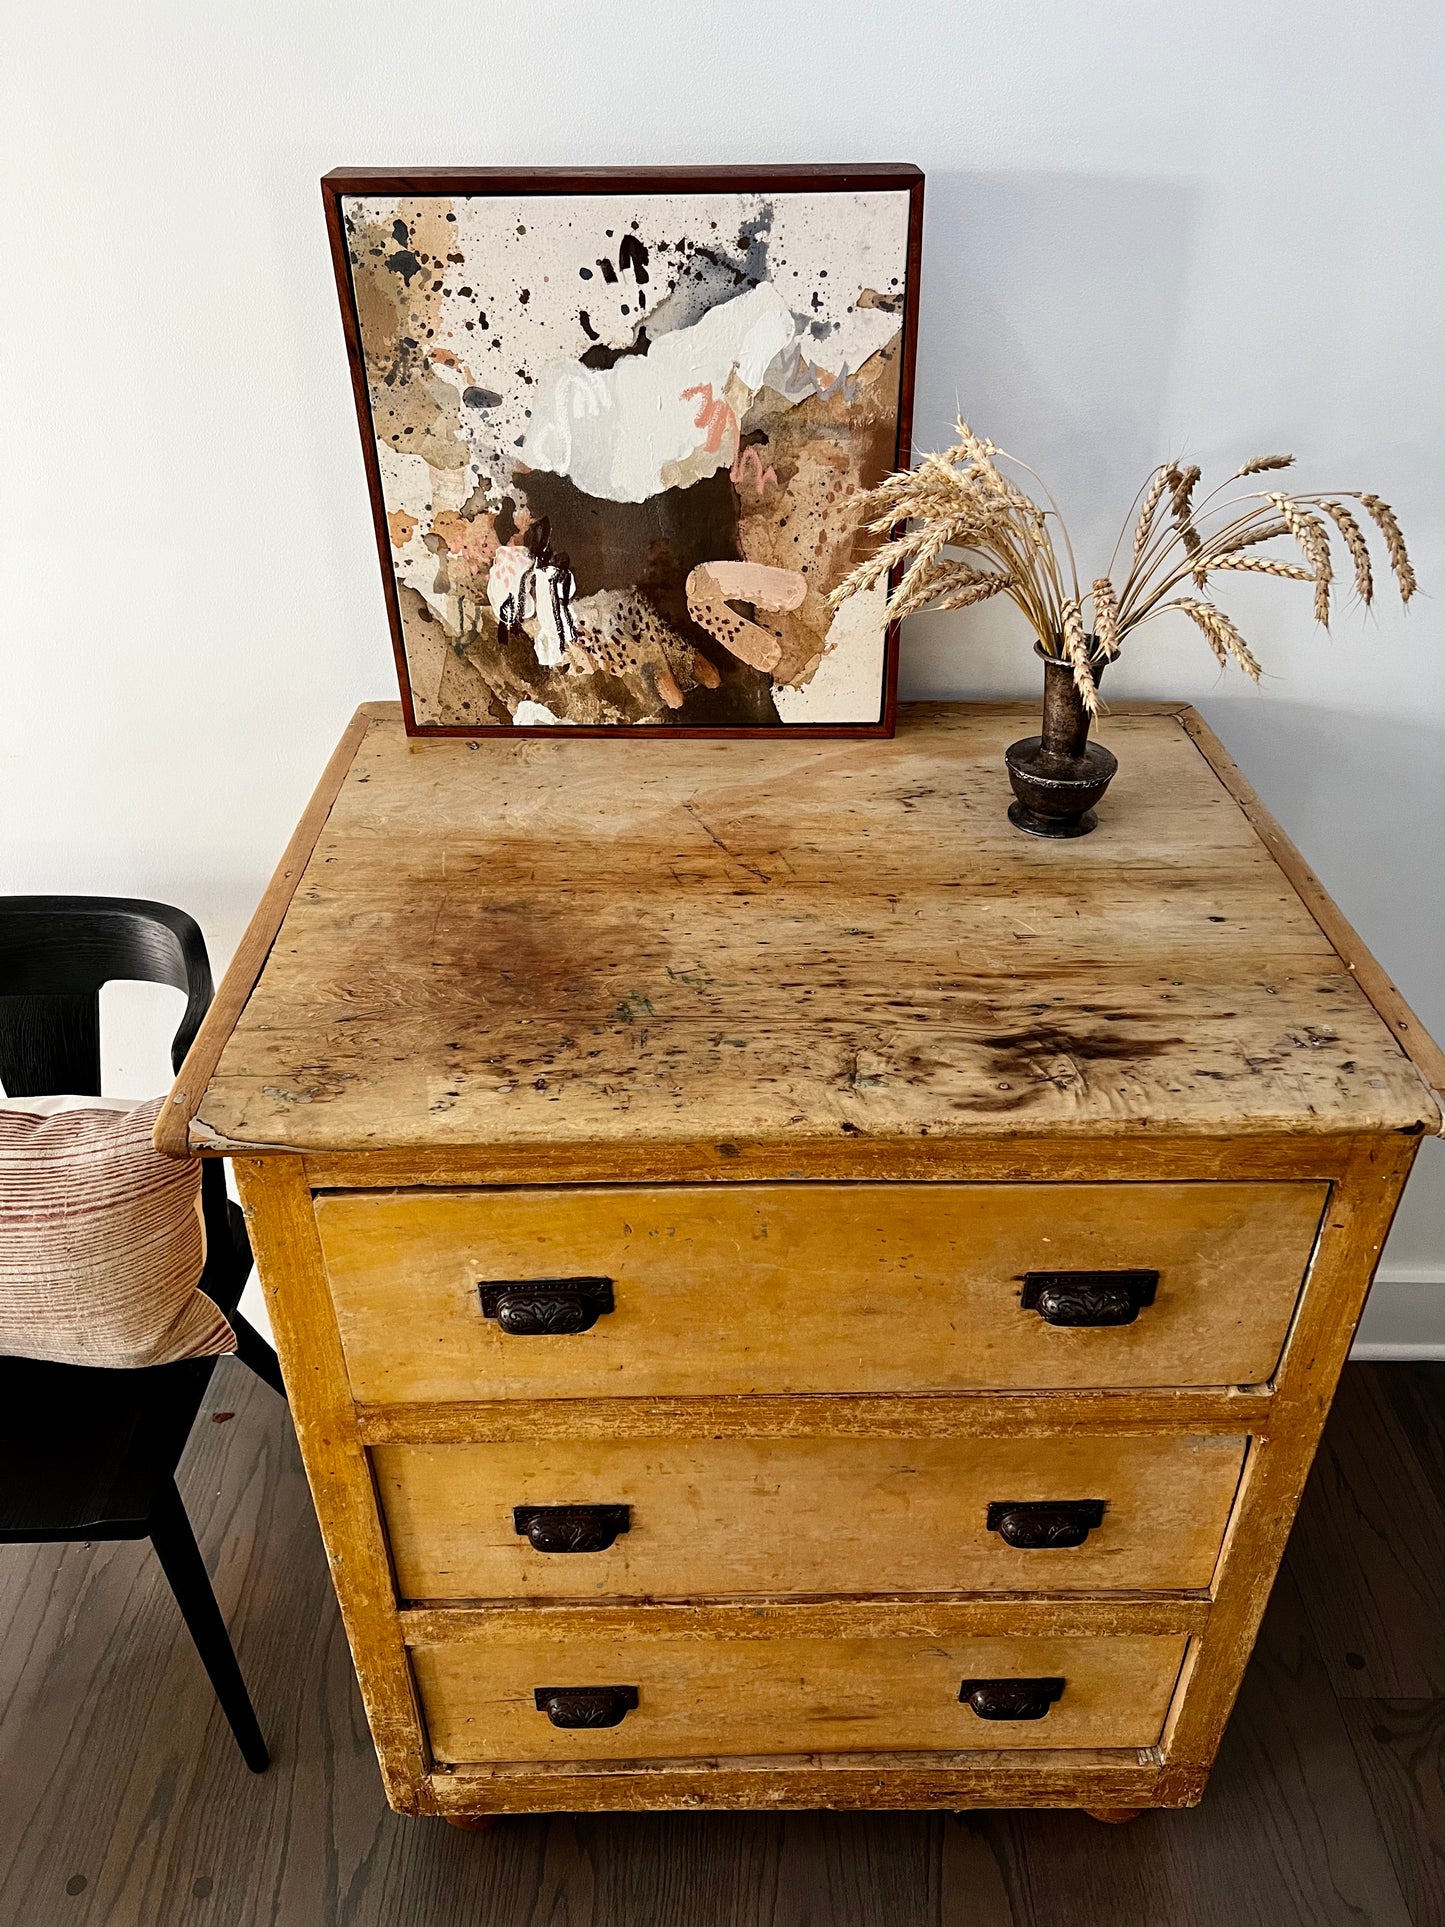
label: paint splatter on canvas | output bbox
[331,173,920,731]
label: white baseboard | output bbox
[1350,1267,1445,1361]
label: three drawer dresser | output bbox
[158,700,1444,1823]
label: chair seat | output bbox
[0,1351,216,1537]
[0,1198,253,1538]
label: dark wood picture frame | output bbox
[322,164,925,739]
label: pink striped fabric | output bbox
[0,1096,235,1368]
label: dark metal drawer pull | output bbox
[534,1686,639,1729]
[959,1676,1065,1722]
[1021,1270,1158,1327]
[986,1499,1106,1549]
[513,1504,631,1553]
[478,1276,614,1335]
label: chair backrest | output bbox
[0,897,212,1099]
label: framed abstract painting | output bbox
[323,165,923,736]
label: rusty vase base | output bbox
[1004,739,1118,838]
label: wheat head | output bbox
[1174,599,1263,681]
[1270,493,1333,626]
[1317,500,1374,605]
[1359,495,1417,603]
[1207,556,1313,580]
[1092,576,1121,658]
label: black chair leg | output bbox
[230,1312,287,1400]
[148,1476,269,1772]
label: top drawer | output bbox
[315,1182,1326,1402]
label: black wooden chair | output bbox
[0,896,286,1772]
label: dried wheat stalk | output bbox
[828,418,1416,693]
[1271,494,1333,626]
[1215,518,1291,554]
[1360,495,1417,602]
[1174,600,1263,680]
[1207,556,1313,580]
[1132,466,1172,559]
[1092,576,1121,658]
[1060,598,1099,712]
[1317,500,1374,604]
[931,572,1011,612]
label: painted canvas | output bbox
[324,167,923,735]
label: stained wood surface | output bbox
[4,1361,1440,1926]
[410,1631,1188,1763]
[299,1130,1368,1190]
[1178,710,1445,1116]
[1287,1360,1445,1698]
[356,1386,1275,1444]
[182,703,1440,1158]
[1337,1698,1445,1927]
[315,1181,1327,1401]
[375,1431,1246,1601]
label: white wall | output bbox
[5,1,1441,1348]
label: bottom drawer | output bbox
[411,1632,1189,1763]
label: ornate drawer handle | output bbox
[477,1276,614,1335]
[534,1686,639,1729]
[959,1676,1065,1722]
[986,1499,1106,1549]
[1021,1269,1158,1327]
[513,1504,631,1553]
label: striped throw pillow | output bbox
[0,1095,236,1368]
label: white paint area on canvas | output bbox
[523,282,797,503]
[773,580,890,723]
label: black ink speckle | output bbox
[385,249,422,286]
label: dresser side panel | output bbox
[233,1155,433,1814]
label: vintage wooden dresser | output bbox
[158,700,1444,1823]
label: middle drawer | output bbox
[373,1432,1247,1602]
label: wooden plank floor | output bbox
[2,1363,1442,1927]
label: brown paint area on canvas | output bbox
[350,201,469,470]
[735,337,903,688]
[513,467,778,725]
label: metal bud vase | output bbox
[1004,642,1118,838]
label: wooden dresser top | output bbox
[162,701,1442,1161]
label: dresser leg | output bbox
[444,1814,500,1832]
[1084,1806,1143,1825]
